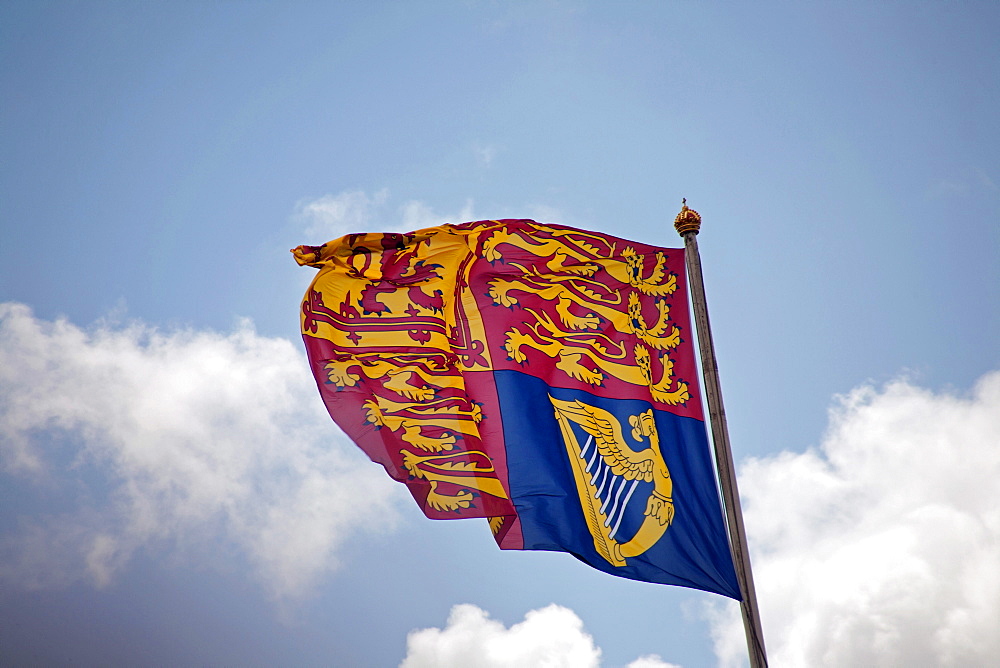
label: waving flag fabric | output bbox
[292,219,740,599]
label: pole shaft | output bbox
[681,226,768,668]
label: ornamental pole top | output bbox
[674,198,702,236]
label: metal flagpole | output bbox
[674,201,768,668]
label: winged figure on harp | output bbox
[549,396,675,567]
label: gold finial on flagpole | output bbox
[674,198,702,236]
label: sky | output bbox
[1,2,998,666]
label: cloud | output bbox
[522,203,565,224]
[297,188,391,239]
[296,189,476,240]
[472,140,501,168]
[924,167,1000,200]
[708,371,1000,667]
[400,603,683,668]
[294,189,574,242]
[0,303,401,598]
[625,657,682,668]
[399,197,476,231]
[925,178,971,200]
[974,168,999,193]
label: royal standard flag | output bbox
[292,219,741,599]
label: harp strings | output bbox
[577,434,640,541]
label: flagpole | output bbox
[675,201,768,668]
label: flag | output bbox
[292,219,741,599]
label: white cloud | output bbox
[294,188,576,242]
[297,188,391,239]
[401,604,600,668]
[400,604,682,668]
[974,168,998,193]
[625,656,682,668]
[400,197,476,230]
[472,140,501,168]
[925,178,971,200]
[523,203,565,225]
[0,303,401,598]
[709,371,1000,667]
[925,167,1000,200]
[296,189,477,240]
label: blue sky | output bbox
[2,2,998,666]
